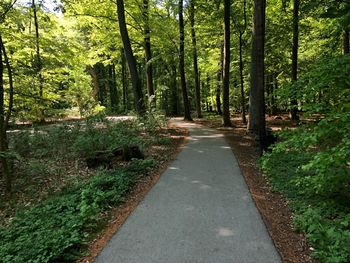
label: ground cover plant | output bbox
[0,115,177,262]
[261,55,350,263]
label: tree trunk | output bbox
[171,64,178,116]
[117,0,145,115]
[290,0,299,121]
[222,0,232,126]
[32,0,43,98]
[249,0,266,137]
[179,0,192,121]
[121,48,128,112]
[343,27,349,54]
[143,0,155,106]
[0,38,11,193]
[0,36,14,129]
[190,0,202,118]
[239,33,247,124]
[216,70,222,115]
[109,64,118,111]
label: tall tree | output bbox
[116,0,145,115]
[249,0,266,137]
[0,36,11,193]
[290,0,300,120]
[190,0,202,118]
[143,0,155,104]
[179,0,192,121]
[233,0,248,124]
[222,0,232,126]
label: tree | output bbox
[179,0,192,121]
[0,35,13,193]
[190,0,202,118]
[143,0,155,105]
[290,0,300,121]
[249,0,266,137]
[222,0,232,126]
[116,0,145,115]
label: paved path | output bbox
[95,120,281,263]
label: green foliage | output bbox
[0,163,154,262]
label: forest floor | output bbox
[77,114,317,263]
[194,113,317,263]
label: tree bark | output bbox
[216,70,222,115]
[117,0,145,115]
[0,38,11,193]
[0,36,14,129]
[291,0,299,120]
[239,33,247,124]
[171,63,178,116]
[190,0,202,118]
[32,0,43,98]
[179,0,192,121]
[343,27,349,54]
[248,0,266,137]
[222,0,232,126]
[109,64,118,111]
[143,0,155,106]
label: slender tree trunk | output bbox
[117,0,145,115]
[0,36,14,128]
[109,64,118,111]
[343,27,349,54]
[32,0,43,98]
[179,0,192,121]
[239,32,247,124]
[190,0,202,118]
[0,39,11,193]
[222,0,232,126]
[171,63,178,116]
[121,49,128,112]
[249,0,266,137]
[290,0,299,120]
[143,0,155,103]
[216,70,222,115]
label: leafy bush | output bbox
[261,54,350,263]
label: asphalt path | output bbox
[95,120,281,263]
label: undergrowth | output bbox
[261,113,350,263]
[0,115,169,262]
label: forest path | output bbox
[94,119,281,263]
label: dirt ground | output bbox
[195,114,317,263]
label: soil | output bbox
[195,114,317,263]
[77,125,189,263]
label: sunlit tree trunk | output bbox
[190,0,202,118]
[32,0,43,98]
[117,0,145,115]
[291,0,299,121]
[143,0,155,105]
[249,0,266,137]
[179,0,192,121]
[222,0,232,126]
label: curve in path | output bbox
[95,119,281,263]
